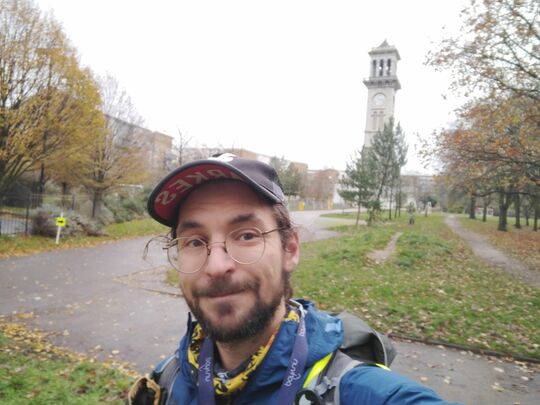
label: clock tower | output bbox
[363,40,401,147]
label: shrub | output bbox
[31,205,104,237]
[104,191,147,223]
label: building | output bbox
[304,168,341,209]
[401,174,437,208]
[141,130,174,184]
[362,40,401,148]
[105,115,174,185]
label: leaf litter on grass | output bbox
[458,216,540,273]
[293,214,540,359]
[0,316,136,404]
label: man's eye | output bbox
[181,238,205,249]
[234,229,262,242]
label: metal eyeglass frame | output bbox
[165,227,285,274]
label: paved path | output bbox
[0,212,539,404]
[0,238,188,371]
[444,215,540,288]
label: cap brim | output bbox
[147,159,283,227]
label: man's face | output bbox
[175,181,299,342]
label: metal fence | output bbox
[0,193,93,236]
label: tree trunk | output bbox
[396,182,402,218]
[534,202,539,232]
[514,194,521,229]
[524,205,530,227]
[497,192,511,232]
[388,187,393,220]
[92,191,103,219]
[355,204,361,227]
[469,195,476,219]
[61,182,70,208]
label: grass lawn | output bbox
[293,213,540,359]
[457,214,540,272]
[0,320,133,404]
[0,217,168,259]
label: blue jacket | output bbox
[163,300,461,405]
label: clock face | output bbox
[374,93,386,106]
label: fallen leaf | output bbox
[491,382,504,392]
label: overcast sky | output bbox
[36,0,469,173]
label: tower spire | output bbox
[362,41,401,148]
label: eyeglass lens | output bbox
[167,227,268,273]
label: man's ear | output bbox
[283,231,300,273]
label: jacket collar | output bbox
[177,300,343,395]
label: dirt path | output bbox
[444,215,540,288]
[367,231,402,264]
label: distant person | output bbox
[408,202,416,225]
[128,154,461,404]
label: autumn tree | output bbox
[304,169,337,207]
[423,95,538,231]
[0,0,102,198]
[427,0,540,102]
[425,0,539,231]
[72,75,147,218]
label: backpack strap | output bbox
[295,350,362,405]
[127,375,163,405]
[324,350,362,405]
[152,354,180,395]
[127,355,179,405]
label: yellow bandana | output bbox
[188,310,300,399]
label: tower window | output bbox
[379,59,384,76]
[372,111,386,131]
[387,59,392,76]
[372,60,377,77]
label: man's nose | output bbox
[203,242,235,276]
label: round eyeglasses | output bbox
[165,227,284,274]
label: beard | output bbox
[183,272,288,343]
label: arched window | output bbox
[387,59,392,76]
[379,59,384,76]
[372,60,377,77]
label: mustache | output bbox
[193,278,260,298]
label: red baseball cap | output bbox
[147,153,287,227]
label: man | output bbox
[130,153,461,405]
